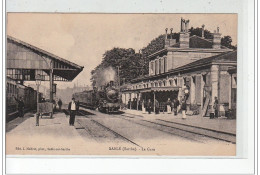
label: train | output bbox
[73,81,120,113]
[6,77,41,119]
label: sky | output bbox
[7,13,237,89]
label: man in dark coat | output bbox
[14,96,24,117]
[155,99,160,114]
[173,98,180,116]
[68,98,78,126]
[147,99,152,114]
[213,96,219,118]
[58,99,62,111]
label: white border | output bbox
[3,0,256,174]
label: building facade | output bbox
[121,19,237,117]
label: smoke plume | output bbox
[94,66,117,87]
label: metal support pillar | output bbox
[36,84,39,126]
[137,93,139,111]
[153,91,156,112]
[130,93,132,109]
[49,62,53,118]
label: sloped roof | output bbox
[7,35,83,70]
[168,50,237,73]
[171,35,229,49]
[189,35,213,48]
[7,35,84,81]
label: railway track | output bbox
[65,108,236,145]
[64,109,142,147]
[116,113,236,144]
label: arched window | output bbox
[155,82,158,87]
[169,80,173,86]
[163,81,166,87]
[159,82,162,87]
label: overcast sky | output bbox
[7,13,237,89]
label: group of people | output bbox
[140,97,187,119]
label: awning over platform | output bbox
[122,86,180,93]
[140,87,180,93]
[7,36,84,81]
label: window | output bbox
[164,57,167,72]
[151,62,154,74]
[159,59,162,74]
[170,80,173,86]
[155,60,158,75]
[175,79,178,86]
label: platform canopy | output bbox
[6,36,84,82]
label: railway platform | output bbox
[6,111,89,155]
[122,109,236,135]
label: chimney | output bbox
[164,28,170,47]
[202,24,205,38]
[109,81,114,87]
[212,27,221,49]
[169,28,176,46]
[179,18,190,48]
[165,28,176,48]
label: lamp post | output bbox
[35,74,42,126]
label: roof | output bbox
[131,50,237,83]
[147,35,230,60]
[121,86,180,93]
[7,35,83,70]
[7,35,84,81]
[167,50,237,73]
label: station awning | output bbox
[7,36,84,82]
[122,87,180,93]
[140,87,180,93]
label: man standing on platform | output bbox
[14,96,24,118]
[173,98,180,116]
[147,99,152,114]
[58,99,62,111]
[166,98,172,114]
[213,96,219,118]
[68,98,78,126]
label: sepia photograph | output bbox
[6,13,237,156]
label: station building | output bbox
[121,19,237,117]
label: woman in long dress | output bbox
[142,100,146,114]
[181,98,187,119]
[166,98,172,114]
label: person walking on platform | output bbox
[173,98,180,116]
[68,98,78,126]
[181,98,187,119]
[166,98,172,114]
[147,99,152,114]
[213,96,219,118]
[14,96,24,118]
[155,99,160,114]
[142,100,146,114]
[58,99,62,111]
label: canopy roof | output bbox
[122,86,180,93]
[7,36,84,81]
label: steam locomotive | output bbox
[72,81,120,113]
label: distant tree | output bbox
[91,48,143,86]
[221,35,236,49]
[189,27,213,39]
